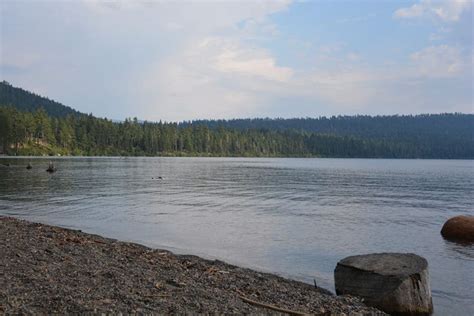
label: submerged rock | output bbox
[335,253,433,315]
[441,215,474,243]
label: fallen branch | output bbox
[236,290,309,316]
[156,294,170,298]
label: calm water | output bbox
[0,157,473,314]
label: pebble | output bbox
[1,216,385,315]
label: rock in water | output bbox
[441,215,474,242]
[334,253,433,315]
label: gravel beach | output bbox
[1,216,385,315]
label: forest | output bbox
[1,106,472,158]
[0,81,473,158]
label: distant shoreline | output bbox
[0,216,384,314]
[3,100,472,160]
[1,155,473,160]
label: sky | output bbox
[0,0,472,121]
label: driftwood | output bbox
[236,289,329,316]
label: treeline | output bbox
[184,114,474,143]
[1,106,472,158]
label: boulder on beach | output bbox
[334,253,433,315]
[441,215,474,243]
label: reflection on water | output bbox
[0,157,473,315]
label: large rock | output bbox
[441,215,474,242]
[335,253,433,315]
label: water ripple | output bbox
[0,157,473,315]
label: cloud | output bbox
[301,69,377,108]
[394,0,471,22]
[394,3,425,19]
[140,36,295,120]
[209,39,293,82]
[1,0,472,120]
[1,0,293,119]
[410,45,466,78]
[141,34,390,120]
[289,44,472,112]
[83,0,291,35]
[237,18,280,41]
[140,33,399,120]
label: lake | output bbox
[0,157,472,315]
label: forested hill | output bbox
[0,83,473,158]
[183,114,473,142]
[1,105,473,158]
[0,81,82,118]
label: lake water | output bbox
[0,157,473,314]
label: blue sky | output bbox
[1,0,472,121]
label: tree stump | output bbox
[441,215,474,243]
[334,253,433,315]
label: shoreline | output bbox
[0,216,385,315]
[1,155,473,161]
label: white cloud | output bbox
[410,45,465,78]
[394,3,425,19]
[83,0,291,35]
[141,33,389,120]
[237,18,280,41]
[301,69,377,108]
[394,0,471,22]
[139,36,473,120]
[140,36,296,120]
[2,0,472,120]
[208,39,293,82]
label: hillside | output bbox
[183,114,474,143]
[0,81,82,118]
[0,83,472,158]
